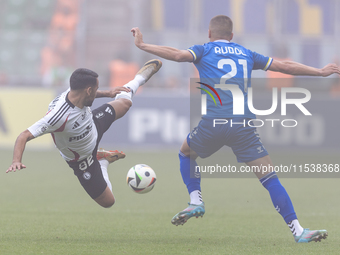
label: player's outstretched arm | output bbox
[6,130,35,173]
[95,87,131,98]
[269,59,340,77]
[131,27,193,62]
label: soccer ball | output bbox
[126,164,156,194]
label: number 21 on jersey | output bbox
[217,59,248,92]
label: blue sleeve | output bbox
[187,44,205,63]
[251,51,273,71]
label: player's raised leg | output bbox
[108,59,162,121]
[92,60,162,208]
[247,155,328,243]
[171,137,205,226]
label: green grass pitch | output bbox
[1,149,340,254]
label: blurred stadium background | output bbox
[0,0,340,153]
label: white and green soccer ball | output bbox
[126,164,156,194]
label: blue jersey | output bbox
[188,40,272,119]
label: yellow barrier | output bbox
[0,88,55,149]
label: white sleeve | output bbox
[27,117,51,138]
[27,106,69,138]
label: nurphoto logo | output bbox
[198,82,312,128]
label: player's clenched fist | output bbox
[6,162,26,173]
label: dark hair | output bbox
[70,68,99,90]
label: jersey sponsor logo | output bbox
[69,124,93,142]
[95,111,104,119]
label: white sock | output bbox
[99,159,112,192]
[190,190,203,205]
[115,75,145,101]
[126,75,145,93]
[288,219,304,236]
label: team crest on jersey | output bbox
[83,171,91,180]
[95,111,104,119]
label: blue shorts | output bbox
[188,118,268,163]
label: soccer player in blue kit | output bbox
[131,15,340,243]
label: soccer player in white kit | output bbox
[6,59,162,208]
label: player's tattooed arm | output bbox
[269,59,340,77]
[95,87,131,98]
[131,27,193,62]
[6,129,35,173]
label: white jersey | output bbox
[28,89,98,162]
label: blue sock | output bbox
[260,172,297,223]
[179,151,201,194]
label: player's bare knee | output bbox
[118,98,132,112]
[180,139,197,158]
[99,198,115,208]
[94,188,115,208]
[117,97,132,107]
[110,98,132,120]
[103,200,115,208]
[180,142,190,157]
[123,98,132,109]
[179,147,190,157]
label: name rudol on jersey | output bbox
[214,46,247,56]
